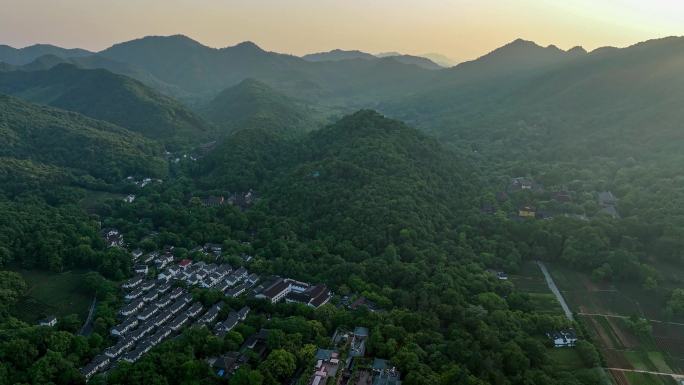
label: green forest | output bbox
[1,32,684,385]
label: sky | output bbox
[2,0,684,62]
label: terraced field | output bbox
[547,263,684,385]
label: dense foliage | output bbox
[0,94,166,182]
[200,78,329,136]
[0,64,211,149]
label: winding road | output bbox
[536,260,574,321]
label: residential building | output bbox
[131,249,144,261]
[254,278,291,303]
[186,302,204,318]
[547,329,578,347]
[169,287,185,299]
[81,355,110,380]
[169,312,190,331]
[286,284,332,308]
[372,361,402,385]
[38,315,58,327]
[111,317,138,336]
[350,327,369,357]
[237,306,250,321]
[225,283,247,298]
[125,289,144,301]
[197,303,223,325]
[215,312,239,336]
[136,305,159,321]
[120,299,145,317]
[122,275,143,290]
[133,264,148,275]
[209,352,241,378]
[142,291,159,303]
[104,338,133,358]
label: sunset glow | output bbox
[3,0,684,61]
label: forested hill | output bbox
[0,94,166,182]
[268,110,475,254]
[97,35,436,103]
[199,78,326,136]
[0,64,211,149]
[383,36,684,161]
[204,110,476,255]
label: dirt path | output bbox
[606,367,684,380]
[536,261,574,321]
[579,312,684,327]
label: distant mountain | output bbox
[376,52,402,58]
[0,44,92,65]
[199,78,328,136]
[307,50,443,70]
[96,35,435,104]
[99,35,296,96]
[420,53,457,68]
[5,53,189,99]
[384,36,684,161]
[443,38,586,82]
[0,94,165,182]
[383,54,443,70]
[0,64,211,149]
[302,49,376,62]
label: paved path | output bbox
[78,296,97,336]
[606,367,684,380]
[536,261,574,321]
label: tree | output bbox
[0,271,26,313]
[259,349,296,381]
[231,367,264,385]
[576,341,600,367]
[58,314,81,333]
[666,289,684,317]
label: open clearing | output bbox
[11,269,91,324]
[510,261,564,315]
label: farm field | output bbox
[11,269,92,324]
[609,370,679,385]
[547,262,684,384]
[509,261,564,315]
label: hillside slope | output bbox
[199,78,329,136]
[0,64,211,148]
[98,35,436,104]
[0,94,166,181]
[202,110,475,253]
[384,36,684,160]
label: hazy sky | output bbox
[2,0,684,62]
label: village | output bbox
[78,235,342,381]
[76,227,584,384]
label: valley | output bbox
[1,24,684,385]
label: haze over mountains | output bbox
[2,33,684,162]
[4,26,684,385]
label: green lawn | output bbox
[527,292,564,314]
[509,261,564,315]
[11,269,92,324]
[547,348,586,370]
